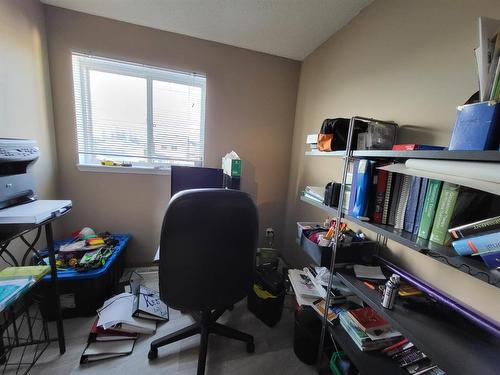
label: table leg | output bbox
[45,223,65,354]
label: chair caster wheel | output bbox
[148,348,158,360]
[246,342,255,353]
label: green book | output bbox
[0,266,50,282]
[417,179,443,239]
[429,182,460,245]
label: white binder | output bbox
[0,200,72,224]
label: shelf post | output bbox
[316,116,357,366]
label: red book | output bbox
[347,307,390,334]
[373,169,388,223]
[89,317,138,342]
[392,144,418,150]
[392,144,445,151]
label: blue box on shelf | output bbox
[449,101,500,150]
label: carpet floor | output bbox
[29,271,317,375]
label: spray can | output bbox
[382,274,400,309]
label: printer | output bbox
[0,138,40,209]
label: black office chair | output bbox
[148,189,258,375]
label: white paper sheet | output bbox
[353,265,386,280]
[478,17,500,100]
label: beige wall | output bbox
[285,0,500,323]
[44,6,300,265]
[0,0,58,261]
[0,0,58,199]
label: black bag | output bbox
[317,118,367,151]
[324,182,342,208]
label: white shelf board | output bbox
[379,163,500,195]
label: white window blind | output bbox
[72,53,206,169]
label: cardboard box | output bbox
[222,151,241,177]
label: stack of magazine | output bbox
[339,307,402,351]
[303,186,325,203]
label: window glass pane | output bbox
[88,70,147,159]
[152,80,202,165]
[72,53,206,169]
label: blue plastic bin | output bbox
[38,234,130,319]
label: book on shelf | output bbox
[445,188,500,244]
[429,182,460,245]
[451,231,500,257]
[478,251,500,269]
[366,164,381,220]
[394,175,412,230]
[373,168,388,223]
[449,101,500,151]
[404,177,422,233]
[392,144,445,151]
[311,299,342,322]
[352,160,372,218]
[381,171,394,225]
[404,357,438,375]
[348,159,360,215]
[417,179,442,240]
[388,173,403,227]
[347,306,390,334]
[449,215,500,240]
[339,312,401,351]
[412,178,429,235]
[343,181,352,213]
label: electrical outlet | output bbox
[265,228,275,238]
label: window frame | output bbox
[72,53,206,174]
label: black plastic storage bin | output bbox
[247,287,285,327]
[300,229,376,267]
[247,267,285,327]
[38,234,129,320]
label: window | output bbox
[72,53,206,171]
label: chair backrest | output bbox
[159,188,258,311]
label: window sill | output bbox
[77,164,171,175]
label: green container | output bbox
[329,351,345,375]
[329,351,354,375]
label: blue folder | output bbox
[449,101,500,150]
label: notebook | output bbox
[0,266,50,281]
[80,340,135,363]
[347,306,390,334]
[88,317,138,342]
[132,285,169,321]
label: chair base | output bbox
[148,309,254,375]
